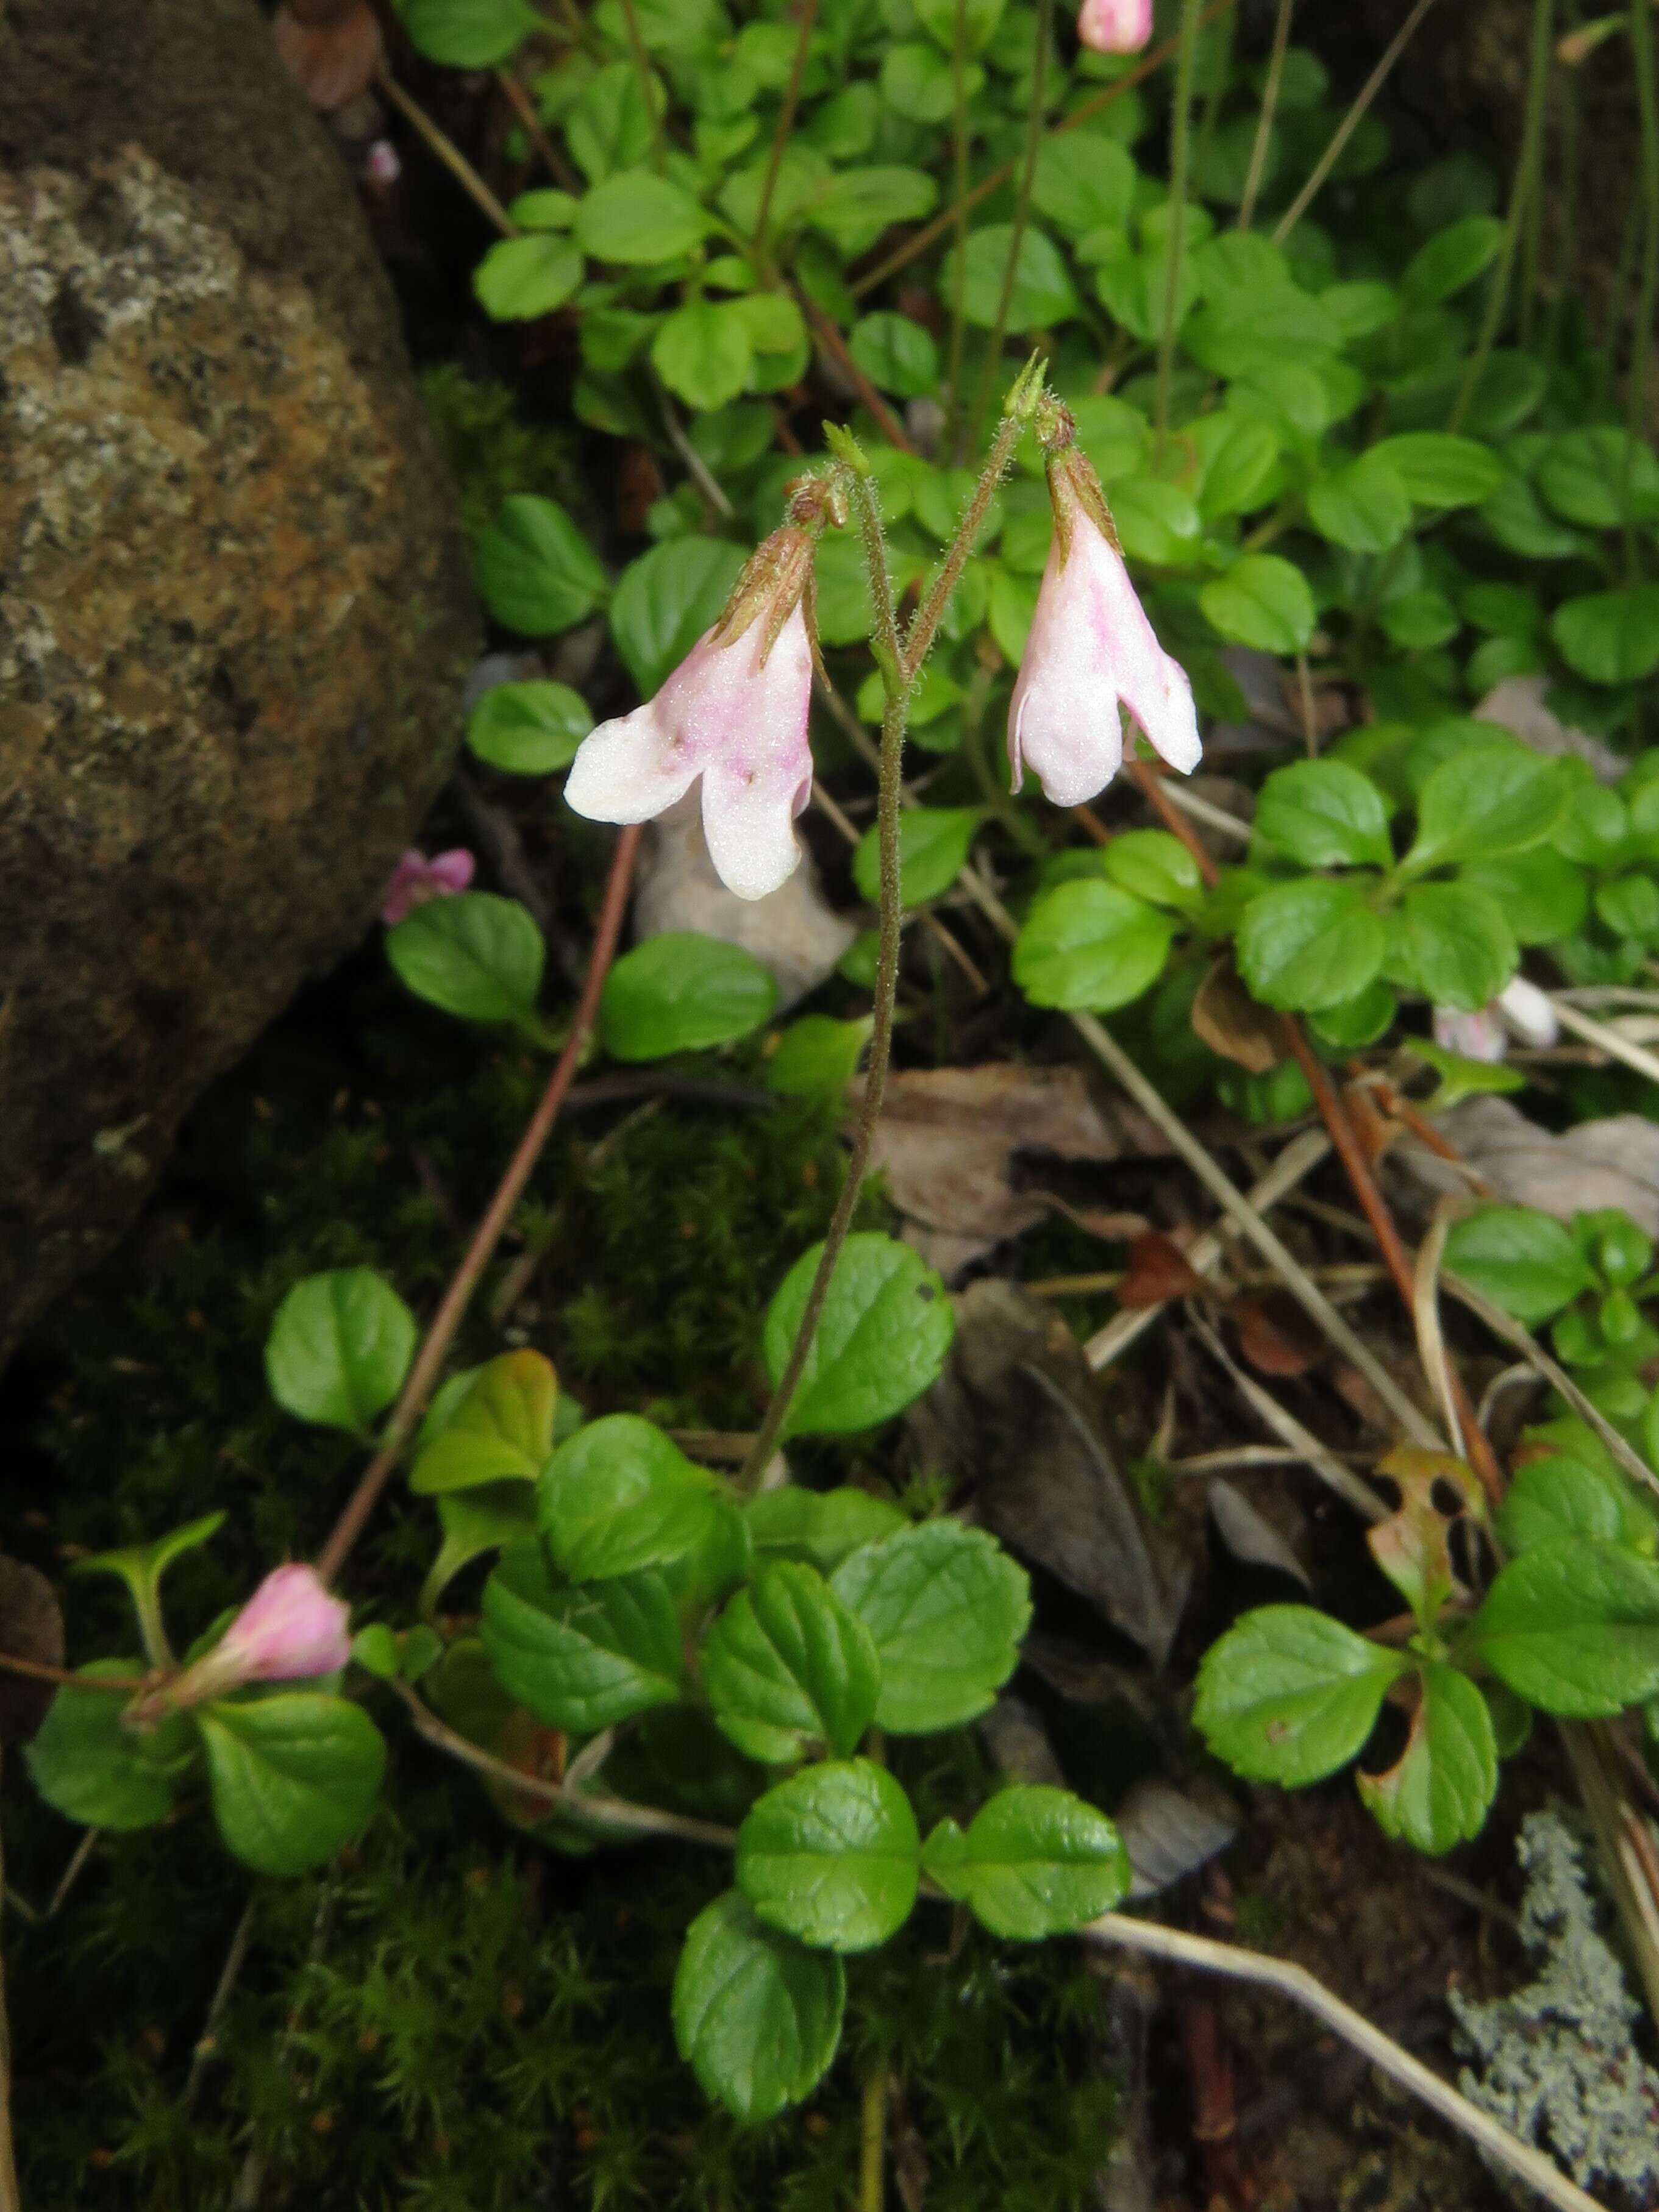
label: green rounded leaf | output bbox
[476,495,608,636]
[474,233,584,321]
[921,1785,1130,1940]
[1443,1206,1591,1325]
[847,311,940,399]
[1371,433,1505,508]
[26,1665,191,1831]
[610,536,747,695]
[1255,759,1392,870]
[1535,427,1659,528]
[1355,1662,1497,1857]
[737,1759,921,1952]
[576,168,707,264]
[1100,830,1205,911]
[1498,1452,1657,1556]
[807,165,939,257]
[199,1694,387,1877]
[480,1544,684,1732]
[1553,586,1659,686]
[1390,882,1516,1011]
[946,223,1079,331]
[1306,450,1413,555]
[673,1891,845,2122]
[466,681,593,775]
[1193,1604,1408,1787]
[387,892,546,1029]
[852,806,985,909]
[652,297,754,412]
[402,0,541,66]
[830,1521,1030,1734]
[1235,878,1386,1013]
[1405,744,1565,872]
[704,1561,882,1763]
[600,933,777,1062]
[1013,880,1176,1013]
[265,1268,416,1437]
[744,1487,908,1574]
[765,1015,872,1101]
[537,1414,718,1581]
[1457,850,1587,946]
[1471,1540,1659,1717]
[762,1232,955,1438]
[1199,555,1315,654]
[1400,215,1504,304]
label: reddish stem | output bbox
[314,826,643,1585]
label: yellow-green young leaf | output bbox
[1193,1606,1408,1786]
[744,1486,908,1574]
[1013,881,1176,1012]
[1235,878,1386,1013]
[403,0,541,66]
[1199,555,1315,654]
[737,1759,921,1952]
[852,807,985,909]
[476,495,608,636]
[765,1016,872,1100]
[199,1694,387,1877]
[703,1562,882,1763]
[480,1544,684,1732]
[830,1521,1030,1733]
[921,1786,1130,1939]
[265,1269,416,1437]
[1357,1662,1497,1855]
[599,933,777,1061]
[537,1414,718,1581]
[409,1350,558,1495]
[673,1892,844,2122]
[1470,1540,1659,1716]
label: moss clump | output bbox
[421,366,587,541]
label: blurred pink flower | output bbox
[1078,0,1152,54]
[364,139,401,188]
[1432,976,1560,1062]
[565,604,814,902]
[382,848,474,925]
[1009,505,1202,806]
[215,1566,352,1683]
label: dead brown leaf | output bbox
[1191,955,1283,1073]
[908,1281,1189,1666]
[1118,1231,1205,1309]
[1392,1095,1659,1237]
[1232,1289,1324,1378]
[858,1063,1169,1277]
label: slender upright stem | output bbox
[377,69,518,236]
[1155,0,1202,450]
[946,0,972,461]
[1238,0,1293,230]
[967,0,1052,453]
[904,408,1027,678]
[738,482,907,1491]
[1271,0,1441,244]
[858,2064,888,2212]
[1450,0,1553,433]
[315,827,642,1584]
[1629,0,1659,447]
[753,0,820,277]
[615,0,666,172]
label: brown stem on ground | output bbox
[314,826,642,1585]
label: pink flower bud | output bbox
[382,848,476,926]
[1078,0,1153,54]
[365,139,401,188]
[1008,506,1202,807]
[565,604,814,902]
[1432,1005,1508,1063]
[214,1566,353,1683]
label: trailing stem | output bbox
[1154,0,1202,452]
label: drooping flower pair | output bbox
[563,411,1199,900]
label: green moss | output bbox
[421,366,587,541]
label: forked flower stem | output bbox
[315,826,643,1585]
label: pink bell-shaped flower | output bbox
[154,1566,353,1719]
[564,528,817,902]
[382,848,475,926]
[1077,0,1152,54]
[1008,418,1202,807]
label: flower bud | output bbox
[1077,0,1153,55]
[157,1567,352,1717]
[383,848,475,926]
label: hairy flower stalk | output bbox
[1077,0,1152,54]
[565,487,842,900]
[1008,399,1202,805]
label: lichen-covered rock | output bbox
[0,0,479,1362]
